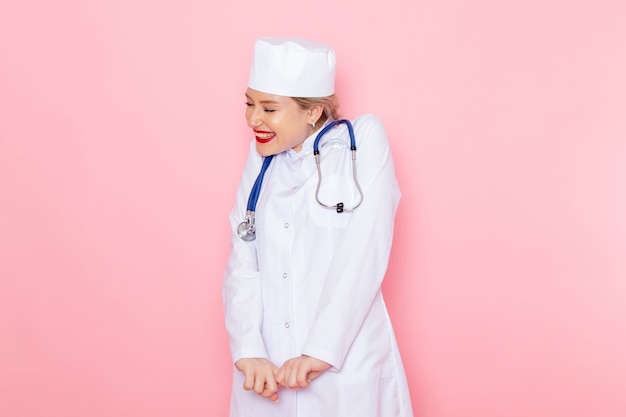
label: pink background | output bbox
[1,1,625,416]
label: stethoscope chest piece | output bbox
[237,216,256,241]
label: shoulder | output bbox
[346,114,398,191]
[352,113,385,132]
[350,114,390,154]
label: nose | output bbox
[246,106,262,128]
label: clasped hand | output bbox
[234,356,331,403]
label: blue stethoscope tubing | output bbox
[237,119,364,242]
[236,154,274,242]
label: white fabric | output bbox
[223,114,413,417]
[248,37,336,97]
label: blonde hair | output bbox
[292,94,340,124]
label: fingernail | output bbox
[273,399,280,403]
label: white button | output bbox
[282,273,288,278]
[284,322,290,328]
[284,223,289,228]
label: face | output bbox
[245,88,314,156]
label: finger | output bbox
[259,386,278,399]
[275,366,285,387]
[296,363,312,388]
[253,375,267,394]
[287,362,303,389]
[242,370,255,391]
[307,370,323,382]
[262,376,278,398]
[283,362,296,388]
[260,384,279,401]
[280,361,297,389]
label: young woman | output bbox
[223,37,413,417]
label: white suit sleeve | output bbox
[222,141,268,363]
[302,114,401,370]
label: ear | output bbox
[309,104,325,124]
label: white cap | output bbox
[248,37,336,98]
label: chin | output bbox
[255,144,274,157]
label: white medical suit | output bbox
[223,114,413,417]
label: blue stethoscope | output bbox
[237,119,364,241]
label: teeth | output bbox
[257,133,275,139]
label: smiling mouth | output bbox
[254,130,276,143]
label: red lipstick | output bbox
[254,130,276,144]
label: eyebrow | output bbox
[245,93,280,105]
